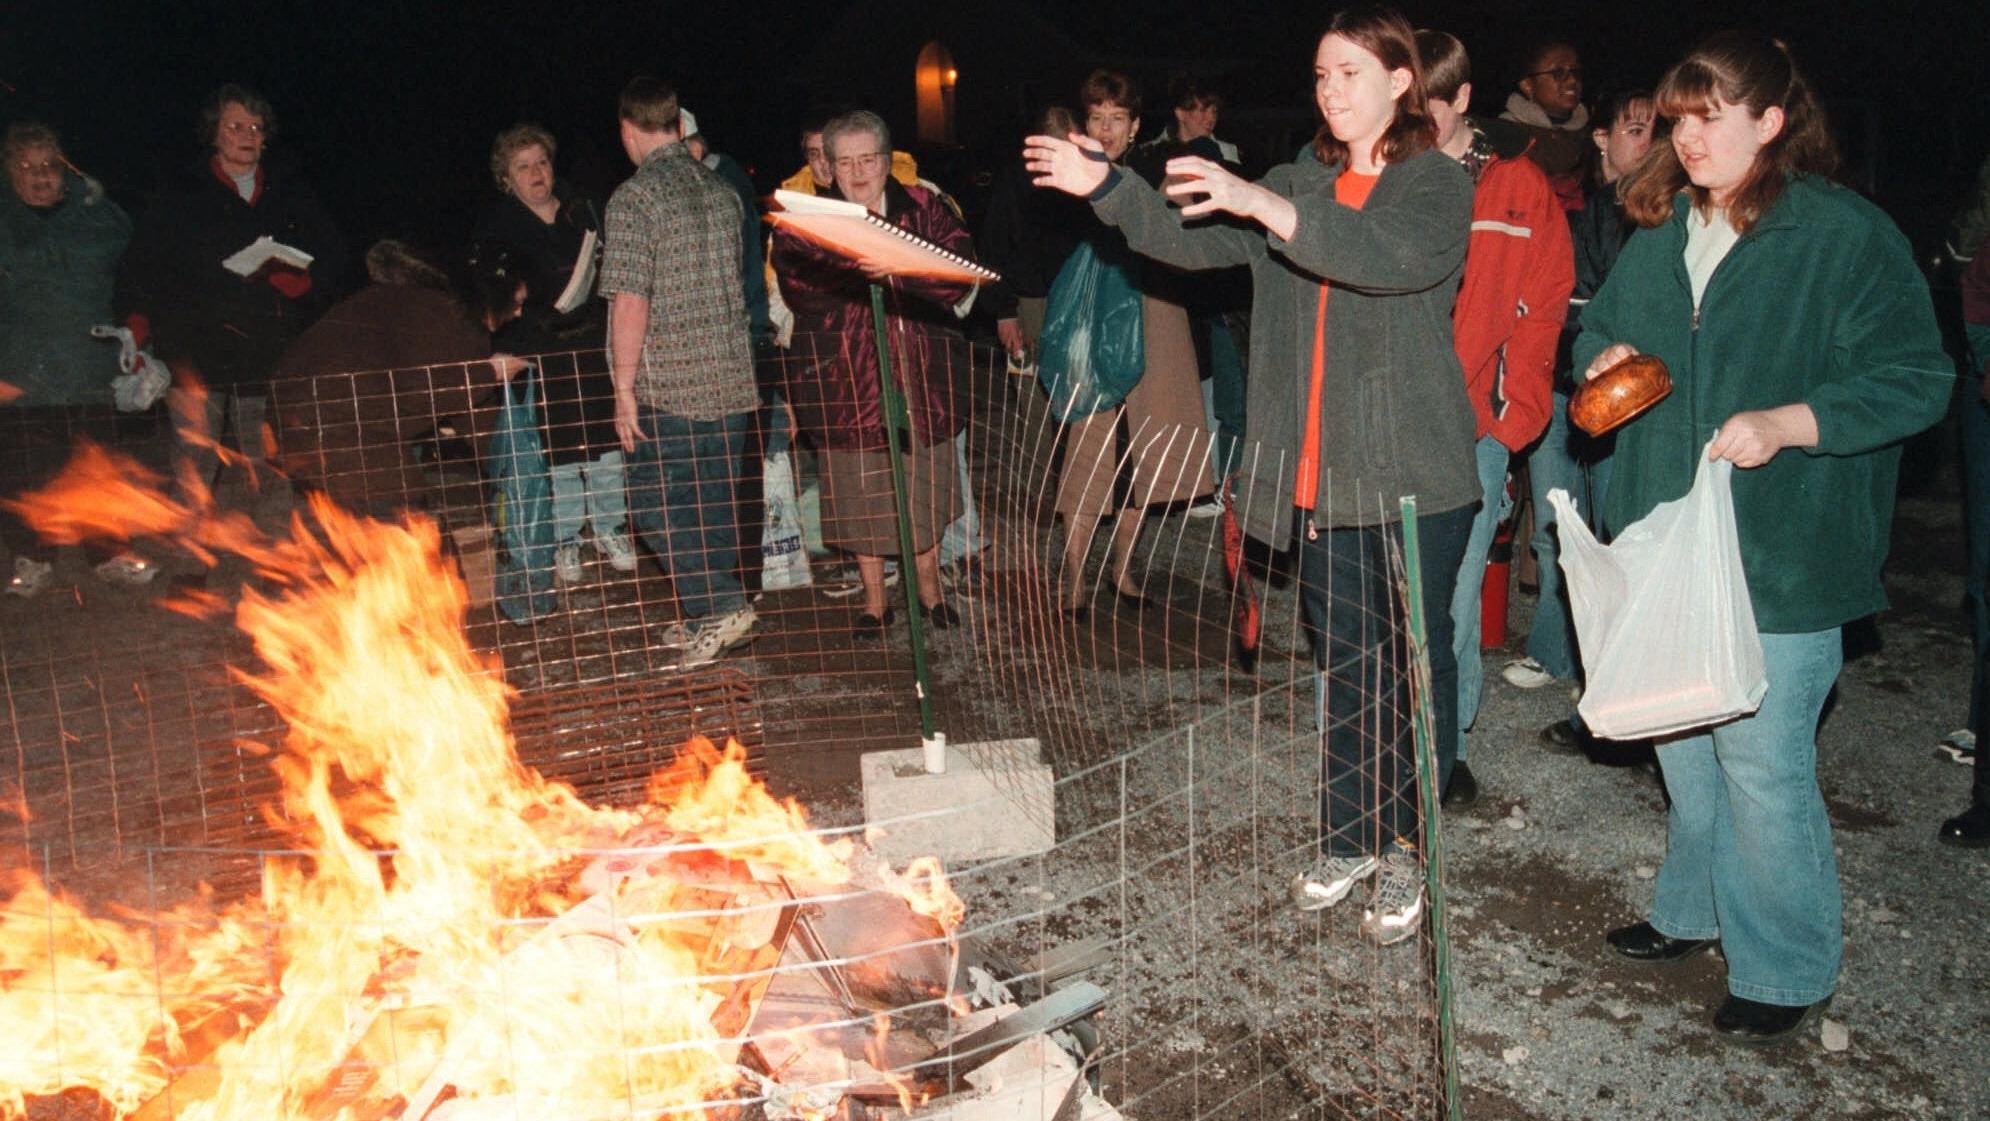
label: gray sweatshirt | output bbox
[1092,145,1478,541]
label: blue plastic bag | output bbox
[1037,238,1144,421]
[489,367,558,623]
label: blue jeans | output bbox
[1962,325,1990,732]
[937,431,982,566]
[1299,502,1475,856]
[1649,628,1843,1006]
[1448,436,1510,759]
[550,450,627,544]
[1524,392,1591,681]
[626,408,749,620]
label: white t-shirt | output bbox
[1684,205,1740,310]
[230,168,257,203]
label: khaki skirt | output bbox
[821,437,961,555]
[1055,292,1216,519]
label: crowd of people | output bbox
[2,4,1981,1047]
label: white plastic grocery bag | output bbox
[1548,448,1767,740]
[761,450,814,591]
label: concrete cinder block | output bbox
[861,738,1055,865]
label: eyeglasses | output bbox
[1528,66,1583,83]
[833,152,886,173]
[223,121,266,137]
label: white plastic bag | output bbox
[761,450,813,590]
[1549,447,1767,740]
[91,325,171,412]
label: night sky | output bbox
[6,0,1986,254]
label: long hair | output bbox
[1311,6,1436,170]
[1620,30,1839,233]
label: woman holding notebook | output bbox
[770,110,979,638]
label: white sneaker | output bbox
[678,606,757,667]
[1500,657,1558,689]
[1939,728,1977,766]
[1290,854,1381,912]
[1186,496,1224,520]
[553,542,584,585]
[7,557,53,598]
[659,619,699,648]
[1360,846,1426,947]
[94,552,158,586]
[594,529,639,573]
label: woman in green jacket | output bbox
[1029,6,1478,948]
[1574,31,1951,1043]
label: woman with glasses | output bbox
[1498,39,1589,209]
[1029,4,1478,946]
[770,110,978,637]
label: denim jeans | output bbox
[1962,324,1990,732]
[1649,628,1843,1006]
[626,408,749,620]
[1447,436,1510,759]
[937,431,982,566]
[550,451,628,544]
[1300,501,1474,857]
[1523,391,1592,681]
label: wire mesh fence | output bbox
[1,337,1455,1120]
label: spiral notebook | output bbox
[768,189,999,284]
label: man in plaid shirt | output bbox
[601,76,760,664]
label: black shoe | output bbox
[1939,803,1990,848]
[1606,921,1718,964]
[1060,603,1091,625]
[1442,761,1480,808]
[853,608,894,640]
[1712,995,1828,1045]
[923,601,962,629]
[1539,719,1586,756]
[1114,588,1155,613]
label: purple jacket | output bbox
[771,180,977,451]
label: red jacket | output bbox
[770,180,977,452]
[1451,155,1574,451]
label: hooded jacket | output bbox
[1574,176,1953,632]
[1498,92,1591,211]
[0,170,131,405]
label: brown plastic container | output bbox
[1570,354,1672,436]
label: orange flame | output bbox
[0,442,965,1120]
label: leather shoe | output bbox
[1060,604,1091,625]
[1114,588,1156,612]
[1441,760,1480,808]
[1939,802,1990,848]
[1606,921,1717,964]
[1539,719,1587,756]
[923,601,962,629]
[1712,995,1828,1045]
[853,608,894,640]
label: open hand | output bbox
[1162,155,1256,220]
[614,388,647,453]
[1024,132,1111,197]
[490,353,528,382]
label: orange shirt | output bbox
[1295,169,1379,512]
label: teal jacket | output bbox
[0,171,132,405]
[1573,175,1952,633]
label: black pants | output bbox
[1298,502,1475,857]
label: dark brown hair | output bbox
[1079,69,1143,118]
[1414,29,1470,104]
[618,76,681,135]
[1312,7,1436,170]
[200,83,276,147]
[1620,30,1839,233]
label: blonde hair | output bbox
[490,123,557,191]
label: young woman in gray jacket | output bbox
[1028,4,1478,947]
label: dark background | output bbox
[5,0,1986,262]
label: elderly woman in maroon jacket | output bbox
[770,109,977,637]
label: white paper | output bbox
[553,228,599,315]
[222,235,314,278]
